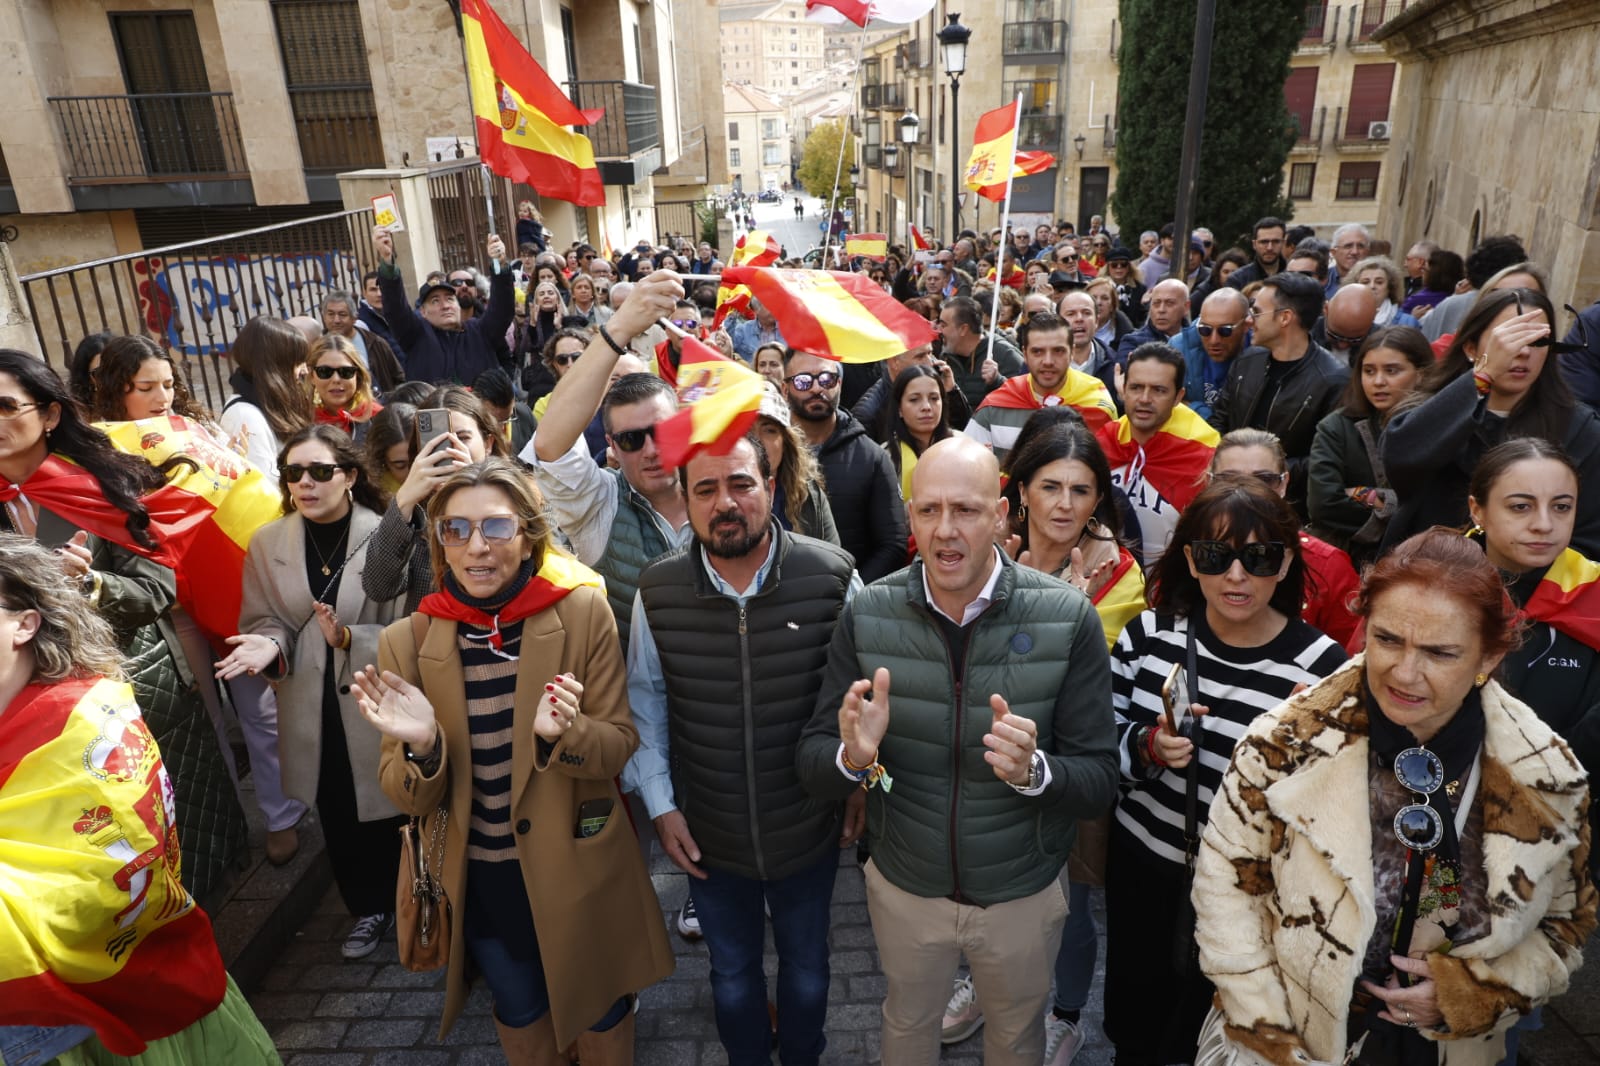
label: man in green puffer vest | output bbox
[797,435,1118,1066]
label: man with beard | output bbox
[625,433,863,1066]
[372,227,512,384]
[1224,216,1288,290]
[784,350,908,583]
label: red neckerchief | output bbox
[416,554,599,651]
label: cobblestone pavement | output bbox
[248,846,1116,1066]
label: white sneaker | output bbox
[341,912,392,960]
[676,896,703,939]
[940,976,983,1044]
[1044,1013,1085,1065]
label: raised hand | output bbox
[486,233,507,266]
[537,672,583,741]
[982,694,1038,785]
[372,226,395,264]
[351,665,438,750]
[840,666,892,767]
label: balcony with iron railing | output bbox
[861,83,906,111]
[1291,106,1327,152]
[1018,113,1064,153]
[1299,3,1333,52]
[566,81,661,158]
[1354,0,1411,45]
[1003,21,1067,61]
[49,93,249,183]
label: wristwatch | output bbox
[1011,750,1045,793]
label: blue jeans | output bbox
[1053,880,1097,1014]
[689,850,838,1066]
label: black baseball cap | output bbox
[416,280,454,305]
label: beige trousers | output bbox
[865,859,1069,1066]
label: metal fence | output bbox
[21,208,378,409]
[428,162,519,272]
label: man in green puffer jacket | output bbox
[797,435,1118,1066]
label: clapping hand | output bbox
[351,665,438,750]
[214,633,281,681]
[840,667,892,768]
[538,672,583,741]
[982,694,1038,786]
[313,602,343,648]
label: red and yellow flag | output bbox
[965,101,1057,202]
[0,677,226,1053]
[655,337,767,468]
[977,369,1117,432]
[714,230,783,328]
[1091,548,1146,650]
[1095,404,1220,512]
[910,225,931,251]
[844,233,888,260]
[718,266,936,364]
[461,0,605,206]
[1523,548,1600,648]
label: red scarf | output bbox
[417,551,603,651]
[314,399,381,436]
[0,455,172,564]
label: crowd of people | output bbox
[0,203,1596,1066]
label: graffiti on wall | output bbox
[134,252,362,355]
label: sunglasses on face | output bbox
[1188,539,1287,577]
[611,425,657,453]
[281,463,348,484]
[670,319,699,331]
[1326,328,1368,349]
[551,352,580,367]
[1392,746,1446,851]
[0,397,40,419]
[436,515,520,547]
[449,278,474,287]
[314,365,359,380]
[786,371,840,392]
[1196,322,1240,338]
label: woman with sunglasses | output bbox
[307,333,383,444]
[363,386,508,617]
[1307,327,1432,566]
[0,350,249,900]
[1193,528,1594,1066]
[1103,475,1347,1066]
[219,424,406,961]
[354,458,672,1061]
[1383,287,1600,556]
[1213,429,1362,647]
[532,328,590,422]
[749,380,838,545]
[220,315,313,476]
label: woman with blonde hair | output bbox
[307,333,383,444]
[516,199,547,254]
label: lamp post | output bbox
[848,162,861,235]
[1073,132,1087,158]
[898,110,920,245]
[882,143,899,237]
[938,13,970,240]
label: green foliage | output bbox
[1111,0,1305,248]
[795,120,858,202]
[697,204,718,245]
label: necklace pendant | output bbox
[321,564,331,576]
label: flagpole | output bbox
[822,21,871,270]
[984,93,1024,366]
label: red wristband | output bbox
[1144,725,1167,767]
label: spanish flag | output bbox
[1091,548,1146,650]
[714,230,783,328]
[844,233,888,260]
[965,101,1056,203]
[461,0,605,207]
[718,266,936,363]
[0,677,227,1053]
[911,225,931,251]
[654,337,767,468]
[1522,548,1600,648]
[1094,404,1220,512]
[977,369,1117,432]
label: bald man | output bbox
[1314,283,1379,365]
[1180,288,1252,420]
[1114,278,1191,364]
[798,435,1117,1066]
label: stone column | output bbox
[0,241,43,357]
[211,0,309,205]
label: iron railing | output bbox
[566,81,661,158]
[1302,3,1331,43]
[1018,114,1064,152]
[21,208,378,408]
[1357,0,1410,40]
[1294,106,1326,147]
[50,93,248,182]
[427,161,518,273]
[862,83,906,111]
[285,86,385,170]
[1003,21,1067,57]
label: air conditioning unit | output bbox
[1368,121,1392,140]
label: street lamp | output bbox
[938,13,971,239]
[898,110,920,244]
[1073,131,1087,158]
[848,163,860,226]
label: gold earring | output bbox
[1474,673,1488,688]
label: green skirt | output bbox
[53,976,280,1066]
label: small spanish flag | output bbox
[655,336,768,468]
[911,225,931,251]
[965,101,1057,202]
[714,230,783,328]
[1095,404,1220,512]
[460,0,605,206]
[844,233,888,260]
[1522,548,1600,648]
[719,267,936,364]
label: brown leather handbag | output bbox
[396,807,451,972]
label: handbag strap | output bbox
[1182,620,1204,867]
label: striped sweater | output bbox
[1111,609,1346,865]
[460,618,525,862]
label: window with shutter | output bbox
[1345,63,1396,139]
[270,0,383,170]
[1289,163,1316,200]
[1284,67,1318,143]
[1336,161,1381,200]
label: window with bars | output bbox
[270,0,384,170]
[1288,162,1316,200]
[1336,161,1380,199]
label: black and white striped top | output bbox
[460,619,525,863]
[1112,609,1347,866]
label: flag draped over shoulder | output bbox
[714,230,783,328]
[460,0,605,206]
[1094,404,1220,512]
[0,678,226,1054]
[655,337,767,468]
[1522,548,1600,648]
[844,233,888,260]
[718,267,936,364]
[964,101,1056,202]
[418,550,603,649]
[96,416,286,639]
[977,370,1117,432]
[1090,548,1145,650]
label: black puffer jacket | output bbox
[814,409,908,583]
[377,263,514,385]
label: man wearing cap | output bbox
[1103,244,1147,329]
[371,226,513,385]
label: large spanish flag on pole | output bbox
[964,102,1056,203]
[719,267,936,364]
[714,230,783,327]
[460,0,606,207]
[655,337,768,468]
